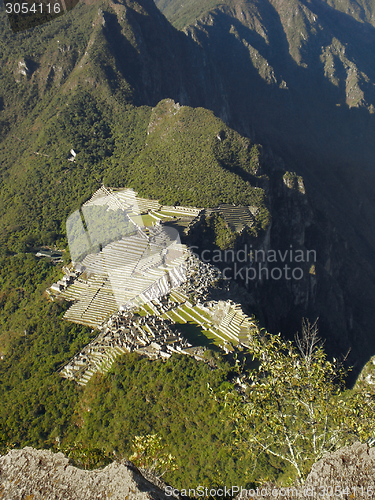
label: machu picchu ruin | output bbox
[50,187,260,384]
[58,312,198,385]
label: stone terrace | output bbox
[58,257,257,384]
[59,312,194,385]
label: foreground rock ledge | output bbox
[303,442,375,499]
[0,447,170,500]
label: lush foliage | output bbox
[121,100,268,209]
[154,0,232,29]
[0,0,270,258]
[0,82,268,254]
[217,321,375,485]
[0,255,373,488]
[56,441,113,470]
[130,433,177,478]
[0,253,94,450]
[198,212,238,250]
[73,353,255,487]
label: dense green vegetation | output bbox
[0,0,270,255]
[218,321,375,485]
[0,85,269,253]
[73,354,254,487]
[0,252,275,488]
[0,5,271,487]
[1,256,372,487]
[196,212,238,250]
[126,100,267,208]
[154,0,228,29]
[0,253,93,448]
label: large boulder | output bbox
[235,442,375,500]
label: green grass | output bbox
[140,214,158,226]
[155,0,228,30]
[141,303,156,315]
[180,304,209,324]
[136,307,149,317]
[208,327,235,344]
[194,305,212,320]
[165,303,227,347]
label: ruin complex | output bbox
[50,187,258,384]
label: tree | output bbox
[217,320,375,485]
[129,434,177,478]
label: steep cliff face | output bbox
[88,0,230,114]
[187,149,375,380]
[152,0,375,378]
[0,0,229,122]
[252,164,375,376]
[172,0,375,233]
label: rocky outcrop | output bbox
[303,442,375,498]
[0,447,171,500]
[155,0,375,379]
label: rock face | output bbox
[304,442,375,498]
[0,447,170,500]
[261,443,375,498]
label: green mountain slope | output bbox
[154,0,375,180]
[154,0,224,28]
[323,0,375,24]
[0,4,271,482]
[121,99,268,208]
[0,0,269,251]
